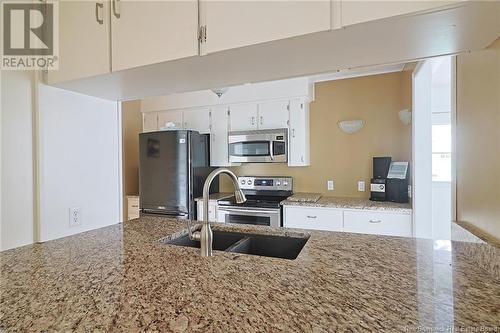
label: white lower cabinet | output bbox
[284,207,343,232]
[343,210,412,237]
[196,201,218,222]
[283,206,413,237]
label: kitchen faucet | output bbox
[186,168,246,257]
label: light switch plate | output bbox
[358,181,365,192]
[327,180,334,191]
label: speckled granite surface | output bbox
[282,195,412,213]
[452,222,499,280]
[1,216,499,332]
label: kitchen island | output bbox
[1,216,499,332]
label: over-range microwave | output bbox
[228,128,288,163]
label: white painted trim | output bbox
[309,63,405,83]
[117,102,124,223]
[412,60,434,239]
[0,68,2,250]
[450,56,457,222]
[32,72,41,243]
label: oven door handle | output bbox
[219,208,279,216]
[269,141,274,161]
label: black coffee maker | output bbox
[370,157,391,201]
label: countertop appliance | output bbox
[370,156,391,201]
[386,162,410,203]
[228,128,288,163]
[139,130,217,219]
[217,176,293,227]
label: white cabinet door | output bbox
[343,210,412,237]
[257,100,290,130]
[229,104,258,131]
[47,1,111,84]
[158,110,183,130]
[209,106,231,166]
[111,0,199,71]
[288,98,310,166]
[142,112,158,132]
[284,206,343,232]
[341,1,455,27]
[183,108,210,134]
[201,0,331,54]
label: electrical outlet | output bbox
[327,180,334,191]
[69,207,81,227]
[358,181,365,192]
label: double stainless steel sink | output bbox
[162,230,309,260]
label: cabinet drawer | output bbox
[343,211,412,237]
[284,206,343,232]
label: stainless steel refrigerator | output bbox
[139,130,218,219]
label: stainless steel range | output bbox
[217,176,293,227]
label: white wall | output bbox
[37,83,121,242]
[0,71,35,251]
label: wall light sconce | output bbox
[399,109,412,126]
[211,87,228,98]
[338,120,365,134]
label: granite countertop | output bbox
[194,192,233,202]
[282,194,412,213]
[1,217,499,332]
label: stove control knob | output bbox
[247,180,252,185]
[283,181,289,187]
[241,180,246,185]
[276,181,281,186]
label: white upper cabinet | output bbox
[229,104,258,131]
[158,110,183,129]
[288,98,310,167]
[47,1,111,84]
[111,0,199,71]
[183,108,210,134]
[142,112,158,132]
[257,100,290,130]
[340,1,457,27]
[200,0,331,54]
[209,106,232,166]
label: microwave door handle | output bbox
[269,141,274,160]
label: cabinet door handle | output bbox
[95,2,104,24]
[112,0,121,18]
[306,215,317,219]
[260,116,263,125]
[292,128,296,138]
[251,116,255,126]
[369,219,382,223]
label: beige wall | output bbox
[222,71,412,197]
[122,100,142,218]
[456,39,500,241]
